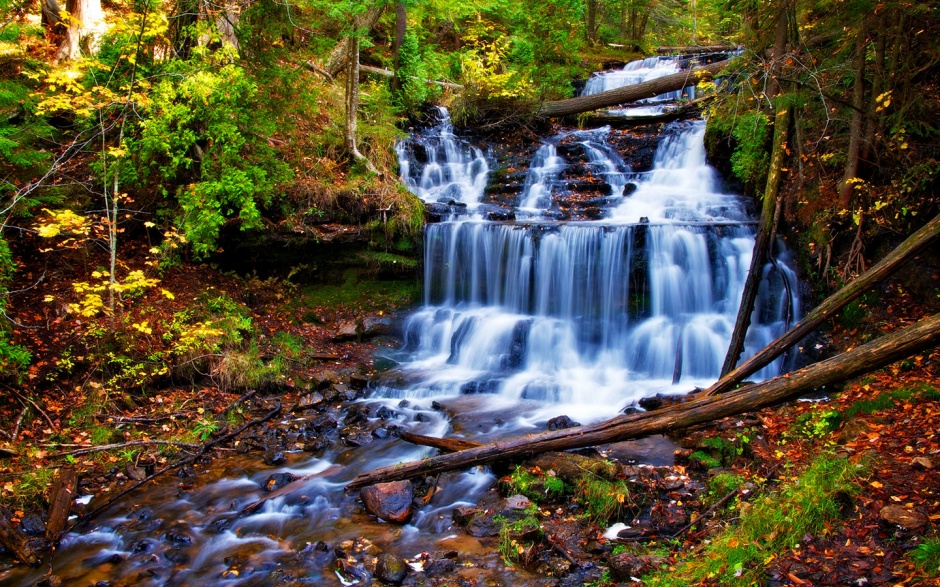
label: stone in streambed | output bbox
[263,472,297,492]
[263,450,286,466]
[546,415,581,431]
[424,557,456,576]
[360,480,414,523]
[375,553,409,584]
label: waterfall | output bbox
[396,106,490,209]
[390,115,800,422]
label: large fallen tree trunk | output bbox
[705,210,940,396]
[359,65,464,90]
[569,98,705,128]
[656,45,737,54]
[348,313,940,489]
[538,59,729,118]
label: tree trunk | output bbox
[862,19,886,165]
[344,36,379,174]
[538,59,729,118]
[0,515,37,565]
[326,3,387,77]
[838,25,868,209]
[586,0,599,43]
[41,0,62,27]
[392,1,407,93]
[705,210,940,396]
[348,313,940,490]
[55,0,106,61]
[721,105,790,377]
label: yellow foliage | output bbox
[35,209,90,238]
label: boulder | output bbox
[375,553,409,584]
[360,481,414,523]
[608,554,667,581]
[332,319,360,342]
[262,472,298,492]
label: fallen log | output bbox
[241,475,313,517]
[45,466,77,543]
[656,45,737,54]
[704,210,940,396]
[398,431,480,452]
[0,515,37,565]
[538,59,730,118]
[347,313,940,489]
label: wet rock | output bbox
[424,557,456,576]
[650,504,689,535]
[413,413,431,423]
[375,406,397,420]
[126,462,147,481]
[303,436,333,452]
[360,480,415,523]
[375,553,410,584]
[546,415,581,431]
[292,392,324,412]
[478,204,515,222]
[337,559,373,584]
[372,427,390,439]
[263,472,298,492]
[608,554,667,581]
[164,547,190,564]
[163,525,194,545]
[452,506,479,526]
[307,414,339,433]
[95,582,113,587]
[617,524,655,540]
[19,513,45,536]
[130,539,156,553]
[263,450,287,466]
[36,575,63,587]
[880,505,928,531]
[638,396,664,411]
[341,425,375,447]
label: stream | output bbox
[4,55,800,587]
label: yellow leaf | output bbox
[870,481,883,489]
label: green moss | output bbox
[501,465,571,502]
[643,453,865,587]
[909,537,940,577]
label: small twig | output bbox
[11,405,27,441]
[546,532,582,567]
[671,486,741,539]
[94,413,187,424]
[9,389,57,431]
[49,440,201,458]
[69,402,281,531]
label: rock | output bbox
[617,524,655,540]
[332,319,360,342]
[337,559,373,585]
[310,370,341,390]
[163,525,193,545]
[463,495,533,538]
[164,547,189,564]
[361,315,396,338]
[36,575,63,587]
[452,506,479,526]
[546,415,581,431]
[341,426,375,447]
[360,481,415,523]
[263,450,287,466]
[293,392,324,412]
[880,505,928,531]
[911,457,934,470]
[650,504,689,535]
[608,554,667,581]
[19,512,46,536]
[375,553,409,584]
[263,472,298,492]
[424,557,456,576]
[478,204,515,222]
[638,396,664,411]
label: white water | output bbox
[386,114,800,424]
[396,107,490,209]
[582,56,695,115]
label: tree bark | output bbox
[838,25,868,209]
[55,0,106,61]
[345,36,379,174]
[538,59,729,118]
[586,0,599,44]
[391,1,407,93]
[705,210,940,396]
[348,313,940,490]
[721,105,790,377]
[0,515,37,565]
[656,45,736,54]
[326,3,387,77]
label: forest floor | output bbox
[0,233,938,585]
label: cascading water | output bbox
[396,106,490,209]
[383,118,799,425]
[2,57,799,587]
